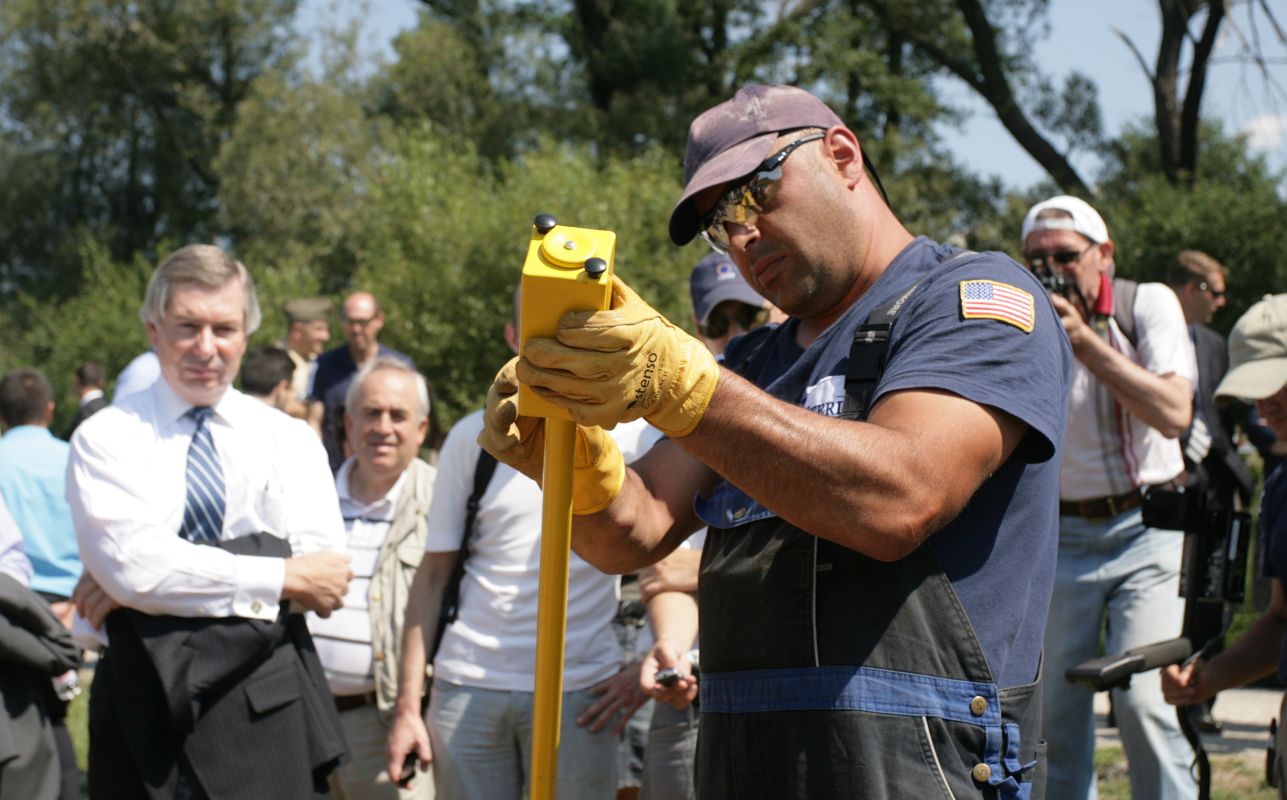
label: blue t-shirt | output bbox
[0,426,81,597]
[309,344,415,472]
[1259,463,1287,682]
[704,237,1072,687]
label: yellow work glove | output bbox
[477,357,626,515]
[518,278,719,437]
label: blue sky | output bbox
[301,0,1286,192]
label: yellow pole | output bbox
[518,214,615,800]
[529,418,576,800]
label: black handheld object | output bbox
[1065,637,1192,691]
[397,752,419,788]
[1036,270,1074,298]
[655,667,682,688]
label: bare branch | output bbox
[1180,0,1225,179]
[1113,26,1156,80]
[1255,0,1285,42]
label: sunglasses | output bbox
[699,303,770,339]
[698,133,826,253]
[1195,280,1226,299]
[1022,243,1095,271]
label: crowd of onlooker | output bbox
[1,82,1285,800]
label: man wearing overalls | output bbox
[479,84,1072,799]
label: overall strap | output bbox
[431,449,498,658]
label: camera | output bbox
[1036,270,1073,298]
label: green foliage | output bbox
[348,127,692,427]
[215,62,387,294]
[0,243,153,433]
[0,0,303,299]
[1094,121,1287,332]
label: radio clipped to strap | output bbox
[841,282,921,421]
[841,250,975,421]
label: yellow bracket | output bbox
[518,213,615,800]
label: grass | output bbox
[66,672,90,798]
[1095,745,1277,800]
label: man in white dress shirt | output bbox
[67,244,354,798]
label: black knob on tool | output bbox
[533,213,557,234]
[584,257,607,278]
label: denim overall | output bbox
[693,286,1046,799]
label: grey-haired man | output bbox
[478,84,1072,797]
[68,244,353,798]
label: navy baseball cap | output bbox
[689,252,766,326]
[669,84,844,246]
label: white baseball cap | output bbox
[1021,195,1110,244]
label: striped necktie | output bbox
[181,406,225,542]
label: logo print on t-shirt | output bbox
[804,375,846,417]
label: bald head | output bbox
[341,291,384,360]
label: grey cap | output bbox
[282,297,333,323]
[1215,294,1287,401]
[669,84,844,246]
[690,252,766,325]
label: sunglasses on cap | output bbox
[1195,280,1226,299]
[1022,243,1095,272]
[699,303,770,339]
[698,133,826,254]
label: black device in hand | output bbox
[655,667,682,688]
[397,752,419,788]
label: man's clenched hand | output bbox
[282,551,352,617]
[519,278,719,436]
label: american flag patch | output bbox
[959,280,1035,332]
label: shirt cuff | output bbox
[233,555,287,620]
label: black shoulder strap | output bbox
[841,282,922,421]
[430,448,498,659]
[842,250,979,420]
[1111,277,1138,348]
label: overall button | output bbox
[971,763,992,783]
[969,695,988,716]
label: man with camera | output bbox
[1021,196,1199,799]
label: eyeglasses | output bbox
[1022,244,1095,272]
[699,303,770,339]
[344,315,378,328]
[698,133,826,253]
[1195,280,1226,299]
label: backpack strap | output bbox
[1111,277,1138,349]
[431,448,498,659]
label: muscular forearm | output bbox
[669,371,1020,560]
[574,468,695,574]
[1073,335,1192,437]
[577,370,1020,569]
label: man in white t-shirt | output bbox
[1020,196,1198,800]
[386,300,656,799]
[310,356,438,799]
